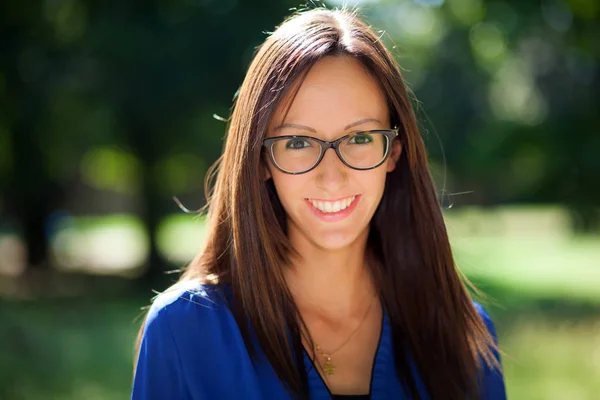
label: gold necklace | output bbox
[313,295,377,376]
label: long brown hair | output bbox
[135,7,501,399]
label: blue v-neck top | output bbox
[132,282,507,399]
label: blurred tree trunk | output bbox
[123,116,173,289]
[139,165,169,289]
[3,45,62,271]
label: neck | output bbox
[284,226,376,318]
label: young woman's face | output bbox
[264,55,401,251]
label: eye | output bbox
[348,133,373,145]
[285,138,312,149]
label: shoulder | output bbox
[472,301,507,399]
[473,301,496,336]
[143,281,233,341]
[472,301,499,338]
[133,282,237,398]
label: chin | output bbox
[310,228,367,251]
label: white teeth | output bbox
[308,196,356,214]
[332,202,341,213]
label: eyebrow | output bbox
[273,118,382,133]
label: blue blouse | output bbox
[132,282,507,399]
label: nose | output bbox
[315,147,348,190]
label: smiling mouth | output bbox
[305,195,358,214]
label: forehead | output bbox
[268,55,389,135]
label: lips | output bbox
[306,195,357,213]
[304,193,362,222]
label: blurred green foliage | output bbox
[0,0,599,398]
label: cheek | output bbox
[363,168,388,200]
[270,174,305,209]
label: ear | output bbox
[262,158,272,181]
[386,139,402,173]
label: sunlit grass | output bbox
[444,205,600,304]
[156,213,207,264]
[0,298,141,400]
[50,214,149,276]
[452,235,600,303]
[501,317,600,400]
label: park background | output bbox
[0,0,599,398]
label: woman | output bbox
[132,7,507,400]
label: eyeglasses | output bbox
[262,129,398,175]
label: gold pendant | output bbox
[323,356,336,376]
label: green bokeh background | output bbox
[1,0,598,399]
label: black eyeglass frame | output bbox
[262,129,399,175]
